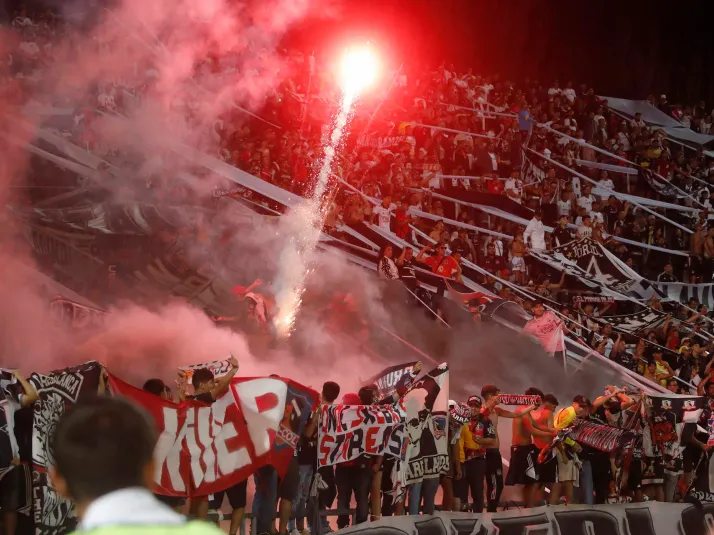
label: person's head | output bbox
[653,349,663,362]
[358,385,378,405]
[542,394,559,411]
[51,396,156,506]
[534,208,542,221]
[142,378,169,400]
[486,243,496,256]
[525,387,544,398]
[481,384,500,402]
[381,244,393,259]
[531,302,545,317]
[647,360,657,374]
[467,395,482,418]
[667,379,679,393]
[435,242,447,257]
[322,381,340,404]
[191,368,215,392]
[602,323,613,336]
[559,215,568,228]
[572,395,591,417]
[382,195,391,208]
[403,247,413,260]
[583,215,592,227]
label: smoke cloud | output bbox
[0,0,621,415]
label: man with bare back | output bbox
[480,385,537,512]
[531,394,560,505]
[505,388,555,507]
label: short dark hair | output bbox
[52,396,156,502]
[573,395,592,408]
[358,385,377,405]
[192,368,214,389]
[142,378,166,397]
[544,394,559,406]
[322,381,340,404]
[481,384,499,399]
[525,387,544,397]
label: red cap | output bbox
[232,285,247,295]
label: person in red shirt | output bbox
[417,242,462,282]
[394,200,411,239]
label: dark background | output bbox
[5,0,714,106]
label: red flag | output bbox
[109,374,318,497]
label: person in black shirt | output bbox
[185,358,242,524]
[292,381,340,535]
[553,215,573,247]
[657,263,678,283]
[396,247,418,293]
[604,196,620,233]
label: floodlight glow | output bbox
[338,46,379,94]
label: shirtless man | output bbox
[511,234,527,285]
[531,394,561,505]
[481,384,537,512]
[505,388,556,507]
[690,224,706,282]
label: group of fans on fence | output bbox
[4,358,714,535]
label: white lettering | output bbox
[236,379,288,456]
[212,390,250,477]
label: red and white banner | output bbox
[109,374,318,497]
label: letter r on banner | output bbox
[235,379,288,456]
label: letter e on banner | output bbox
[211,389,251,479]
[235,379,288,457]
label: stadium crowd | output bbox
[5,7,714,534]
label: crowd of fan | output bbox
[6,356,714,535]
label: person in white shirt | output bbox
[598,171,615,192]
[562,81,576,104]
[589,200,605,227]
[504,171,524,205]
[548,80,562,98]
[577,186,595,213]
[630,112,647,130]
[373,195,395,230]
[523,209,547,252]
[576,215,593,238]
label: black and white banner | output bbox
[641,168,685,200]
[594,309,666,334]
[522,153,546,185]
[364,362,417,400]
[29,362,102,535]
[177,356,235,386]
[392,363,449,497]
[644,393,704,474]
[333,503,714,535]
[652,281,714,309]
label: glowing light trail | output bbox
[273,45,379,337]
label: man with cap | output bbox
[479,385,537,512]
[457,395,495,513]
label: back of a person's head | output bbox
[143,378,166,397]
[191,368,214,390]
[52,396,156,504]
[322,381,340,404]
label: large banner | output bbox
[317,404,405,467]
[332,503,714,535]
[652,281,714,309]
[109,374,318,497]
[29,362,102,535]
[397,363,449,489]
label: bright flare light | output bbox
[338,46,379,95]
[273,45,380,338]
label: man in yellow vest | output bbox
[50,396,224,535]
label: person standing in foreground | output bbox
[50,396,224,535]
[522,302,565,362]
[480,385,537,512]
